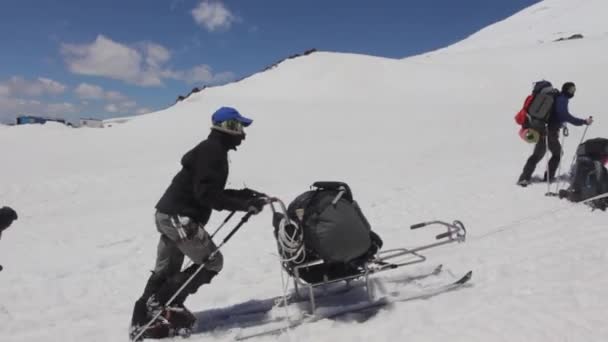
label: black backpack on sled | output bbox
[559,138,608,210]
[272,181,383,283]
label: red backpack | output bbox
[514,80,557,127]
[514,95,533,125]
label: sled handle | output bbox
[411,220,467,242]
[410,222,427,229]
[436,231,451,240]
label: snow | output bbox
[433,0,608,53]
[1,0,608,341]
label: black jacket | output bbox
[155,130,249,224]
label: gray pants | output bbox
[153,211,224,276]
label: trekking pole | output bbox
[210,211,236,239]
[567,124,590,178]
[545,127,552,195]
[133,209,258,342]
[554,128,568,193]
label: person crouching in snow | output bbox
[517,82,594,187]
[129,107,267,340]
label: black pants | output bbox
[519,127,562,182]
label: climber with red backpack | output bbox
[516,81,594,187]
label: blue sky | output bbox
[0,0,540,123]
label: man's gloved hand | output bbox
[0,206,18,232]
[225,188,267,201]
[586,116,594,125]
[247,197,267,215]
[239,188,266,199]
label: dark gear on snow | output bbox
[272,181,383,284]
[559,138,608,210]
[0,206,18,236]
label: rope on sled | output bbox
[275,216,306,264]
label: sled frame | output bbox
[268,198,467,314]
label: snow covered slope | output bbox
[1,0,607,341]
[435,0,608,52]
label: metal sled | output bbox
[267,197,467,314]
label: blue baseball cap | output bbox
[211,107,253,127]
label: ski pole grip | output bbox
[410,222,427,229]
[436,232,451,240]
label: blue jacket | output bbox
[549,93,586,128]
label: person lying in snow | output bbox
[129,107,267,340]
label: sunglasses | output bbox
[216,119,245,134]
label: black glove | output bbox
[247,197,267,215]
[236,188,267,200]
[0,206,18,232]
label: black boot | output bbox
[130,272,167,328]
[155,267,218,307]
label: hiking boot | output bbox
[517,179,530,187]
[130,322,174,340]
[165,303,197,330]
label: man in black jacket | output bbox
[130,107,266,339]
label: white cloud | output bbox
[104,100,139,114]
[74,83,104,99]
[104,103,119,113]
[61,35,233,88]
[0,76,71,123]
[164,64,236,85]
[105,90,127,101]
[37,78,67,95]
[61,35,162,86]
[47,102,77,114]
[142,42,171,68]
[191,1,236,32]
[0,97,78,124]
[0,76,66,97]
[74,83,127,101]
